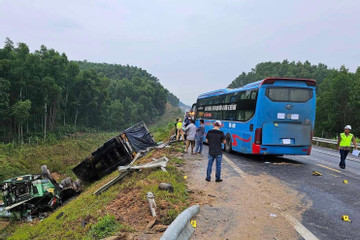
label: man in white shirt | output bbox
[184,119,197,154]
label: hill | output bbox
[0,39,181,144]
[178,101,191,113]
[227,60,360,137]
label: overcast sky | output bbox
[1,0,359,105]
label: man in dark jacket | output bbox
[205,120,226,182]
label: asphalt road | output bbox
[224,146,360,240]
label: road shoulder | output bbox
[183,150,313,240]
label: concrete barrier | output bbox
[160,205,200,240]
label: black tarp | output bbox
[72,121,156,182]
[124,121,156,152]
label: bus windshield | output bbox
[266,87,312,102]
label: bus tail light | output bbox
[255,128,262,145]
[307,146,312,155]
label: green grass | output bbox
[83,214,131,240]
[151,103,182,143]
[0,132,115,181]
[4,156,188,239]
[1,121,189,239]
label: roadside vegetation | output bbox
[0,132,115,182]
[1,115,188,239]
[228,60,360,138]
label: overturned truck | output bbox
[72,121,157,182]
[0,166,82,219]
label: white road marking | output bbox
[223,155,247,177]
[282,213,320,240]
[316,164,342,173]
[223,154,319,240]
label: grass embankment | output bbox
[0,132,116,182]
[1,121,188,239]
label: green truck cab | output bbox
[0,166,81,219]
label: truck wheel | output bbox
[41,165,51,179]
[225,134,232,153]
[74,179,83,192]
[61,177,72,189]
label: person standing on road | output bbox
[337,125,358,169]
[176,119,184,141]
[206,120,226,182]
[195,119,205,155]
[184,119,197,154]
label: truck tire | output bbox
[41,165,51,179]
[74,179,82,192]
[225,134,232,153]
[61,177,73,189]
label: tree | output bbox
[11,99,31,143]
[0,78,10,141]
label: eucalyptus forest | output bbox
[0,38,179,143]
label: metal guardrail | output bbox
[160,205,200,240]
[312,137,356,147]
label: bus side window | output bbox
[250,91,257,100]
[217,95,226,104]
[225,93,236,104]
[213,111,223,119]
[237,110,246,121]
[208,96,216,105]
[224,110,236,120]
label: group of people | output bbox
[175,116,226,182]
[175,116,205,155]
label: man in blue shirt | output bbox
[205,120,226,182]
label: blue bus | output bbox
[192,77,316,155]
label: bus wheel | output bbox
[225,134,232,153]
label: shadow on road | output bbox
[227,151,304,165]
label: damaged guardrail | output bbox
[160,205,200,240]
[94,156,169,195]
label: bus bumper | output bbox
[256,145,312,155]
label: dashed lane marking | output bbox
[316,164,342,173]
[223,154,320,240]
